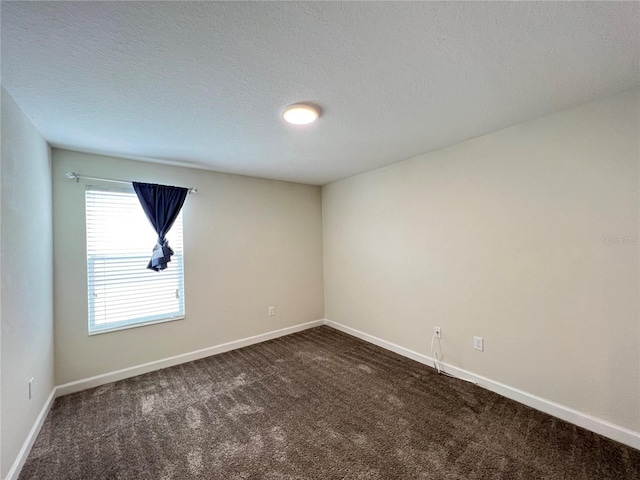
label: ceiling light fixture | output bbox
[282,103,321,125]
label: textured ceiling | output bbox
[2,2,639,185]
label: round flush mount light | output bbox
[282,103,321,125]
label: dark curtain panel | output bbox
[133,182,188,271]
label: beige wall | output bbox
[322,90,640,432]
[1,88,54,478]
[52,149,323,384]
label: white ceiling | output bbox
[2,2,638,185]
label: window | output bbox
[85,186,185,334]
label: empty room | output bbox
[1,2,639,479]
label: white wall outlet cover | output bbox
[473,336,484,351]
[268,306,275,316]
[434,327,441,339]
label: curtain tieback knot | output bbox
[148,238,174,271]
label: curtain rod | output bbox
[65,172,197,194]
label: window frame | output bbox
[85,185,186,335]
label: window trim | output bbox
[85,185,186,335]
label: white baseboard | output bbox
[325,319,435,367]
[56,319,324,397]
[5,388,56,480]
[324,319,640,451]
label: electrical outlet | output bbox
[29,378,34,400]
[473,336,484,351]
[268,306,275,316]
[434,326,441,339]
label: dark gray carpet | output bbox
[20,326,640,479]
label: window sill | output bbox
[88,315,186,336]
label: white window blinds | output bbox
[85,186,185,334]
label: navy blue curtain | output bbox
[133,182,188,271]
